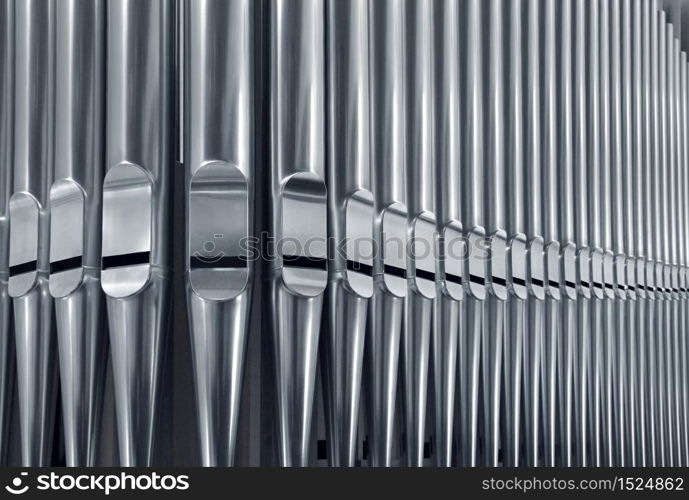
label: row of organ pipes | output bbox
[0,0,688,466]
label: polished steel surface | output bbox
[364,0,407,467]
[0,0,687,467]
[51,0,107,467]
[431,0,463,468]
[9,0,58,467]
[102,0,173,466]
[322,0,372,467]
[185,0,254,467]
[0,0,14,467]
[267,0,327,467]
[401,0,435,467]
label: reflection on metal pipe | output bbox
[51,0,106,467]
[8,0,58,466]
[504,0,527,468]
[184,0,254,467]
[0,0,14,467]
[101,0,174,466]
[364,0,407,468]
[267,0,327,467]
[541,0,560,468]
[431,0,463,468]
[482,0,508,469]
[524,0,546,467]
[322,0,373,467]
[401,0,435,468]
[459,0,486,467]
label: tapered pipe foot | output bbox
[187,286,251,467]
[401,291,432,467]
[320,281,367,467]
[55,275,108,466]
[364,286,403,467]
[432,294,460,467]
[13,278,58,466]
[268,280,323,467]
[107,274,171,467]
[0,280,14,466]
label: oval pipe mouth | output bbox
[49,179,87,298]
[635,258,647,299]
[508,233,528,300]
[590,249,605,300]
[379,202,408,299]
[101,162,153,298]
[439,220,464,301]
[188,161,250,301]
[487,229,508,301]
[7,192,40,298]
[526,235,545,301]
[342,189,375,299]
[561,243,578,300]
[545,240,561,301]
[279,173,328,297]
[465,225,487,301]
[408,211,437,300]
[576,247,592,299]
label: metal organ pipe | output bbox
[0,0,685,467]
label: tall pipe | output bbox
[458,0,486,467]
[184,0,254,466]
[671,37,684,468]
[101,0,174,466]
[632,0,647,468]
[504,0,528,468]
[0,0,14,467]
[401,0,435,467]
[681,50,689,468]
[50,0,107,467]
[431,0,463,468]
[541,0,561,468]
[656,12,670,467]
[8,0,57,466]
[524,0,546,467]
[586,0,605,468]
[609,0,626,466]
[364,0,407,467]
[621,0,638,467]
[573,0,592,467]
[266,0,327,467]
[556,0,578,467]
[322,0,374,467]
[482,0,508,467]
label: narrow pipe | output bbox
[266,0,328,466]
[401,0,435,467]
[51,0,107,466]
[431,0,463,468]
[503,0,528,468]
[458,0,486,467]
[322,0,374,467]
[573,0,591,467]
[524,0,546,467]
[8,0,57,466]
[482,0,508,467]
[184,0,254,466]
[365,0,407,467]
[101,0,174,466]
[0,0,14,467]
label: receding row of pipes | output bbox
[0,0,688,467]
